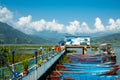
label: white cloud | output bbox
[31,19,46,32]
[116,19,120,30]
[81,22,92,33]
[106,18,120,31]
[0,6,120,35]
[17,15,32,26]
[14,17,64,34]
[46,19,64,33]
[13,15,33,34]
[94,17,105,32]
[0,6,13,22]
[66,20,80,34]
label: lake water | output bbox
[74,46,120,74]
[14,49,37,54]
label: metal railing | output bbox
[0,49,65,80]
[22,50,65,80]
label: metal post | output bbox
[12,50,15,72]
[83,46,87,55]
[35,50,38,65]
[1,51,4,79]
[35,50,38,80]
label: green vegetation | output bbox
[91,33,120,44]
[62,55,70,63]
[37,60,44,66]
[0,45,53,67]
[22,59,29,70]
[0,50,33,67]
[0,45,53,79]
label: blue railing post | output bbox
[11,50,16,79]
[11,50,15,72]
[34,50,38,65]
[34,50,38,80]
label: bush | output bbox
[22,59,29,70]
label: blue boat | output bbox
[68,56,103,63]
[50,37,119,80]
[57,64,119,75]
[52,70,120,80]
[63,62,117,67]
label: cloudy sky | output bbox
[0,0,120,35]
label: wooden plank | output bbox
[65,46,90,48]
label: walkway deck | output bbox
[22,50,65,80]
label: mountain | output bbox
[30,30,120,44]
[1,22,120,45]
[91,33,120,43]
[0,22,51,44]
[33,31,73,43]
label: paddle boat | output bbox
[49,69,120,80]
[57,64,119,75]
[67,53,108,64]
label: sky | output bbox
[0,0,120,35]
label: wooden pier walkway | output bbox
[22,50,65,80]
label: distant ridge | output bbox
[91,33,120,43]
[0,22,120,45]
[0,22,51,44]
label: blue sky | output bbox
[0,0,120,34]
[3,0,120,23]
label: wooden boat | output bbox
[49,73,120,80]
[55,65,119,76]
[63,62,117,67]
[67,53,102,57]
[68,56,103,63]
[57,63,118,69]
[67,53,113,63]
[57,64,119,75]
[49,70,74,80]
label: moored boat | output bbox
[57,64,119,75]
[50,37,119,80]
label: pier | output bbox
[0,35,120,80]
[20,46,90,80]
[0,48,66,80]
[0,45,120,80]
[22,50,65,80]
[0,45,90,80]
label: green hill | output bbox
[1,22,120,45]
[91,33,120,43]
[0,22,51,44]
